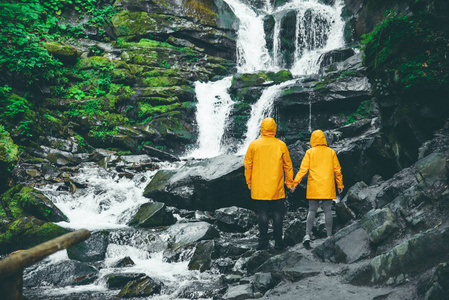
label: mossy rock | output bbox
[0,125,19,165]
[44,42,81,65]
[139,103,182,119]
[118,276,163,298]
[128,202,176,228]
[76,56,130,71]
[230,72,270,90]
[0,184,68,222]
[266,70,293,83]
[0,216,70,255]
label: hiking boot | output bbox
[274,240,287,250]
[256,242,269,250]
[302,234,311,245]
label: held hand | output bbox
[338,188,343,194]
[290,186,296,193]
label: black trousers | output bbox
[254,199,285,245]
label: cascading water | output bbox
[188,77,234,159]
[26,160,217,299]
[189,0,345,158]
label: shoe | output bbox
[302,234,311,245]
[256,243,269,250]
[274,241,286,250]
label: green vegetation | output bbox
[362,10,449,97]
[344,100,373,124]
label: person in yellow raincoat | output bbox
[290,129,344,244]
[244,117,294,250]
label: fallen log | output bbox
[0,229,91,300]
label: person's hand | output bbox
[338,188,343,194]
[290,186,296,193]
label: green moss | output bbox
[0,125,19,165]
[362,11,449,96]
[43,114,63,124]
[0,216,70,254]
[139,103,181,118]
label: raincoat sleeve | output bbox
[333,152,344,189]
[244,145,254,189]
[283,145,294,188]
[293,151,310,187]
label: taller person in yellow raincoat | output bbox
[244,117,294,250]
[290,129,344,244]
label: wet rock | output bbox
[163,243,196,263]
[127,202,176,228]
[106,273,146,289]
[423,262,449,300]
[216,241,251,258]
[215,206,257,233]
[256,251,320,281]
[283,219,306,246]
[253,272,277,293]
[343,182,371,216]
[166,221,220,248]
[0,216,70,255]
[313,222,370,264]
[142,144,180,162]
[113,256,135,268]
[360,208,399,244]
[246,250,273,275]
[67,230,109,262]
[118,276,163,298]
[189,240,217,272]
[23,260,98,287]
[334,227,371,264]
[39,146,82,166]
[88,148,118,162]
[319,48,356,74]
[177,279,227,299]
[348,227,449,285]
[143,155,251,211]
[335,201,356,225]
[222,283,253,300]
[0,184,68,222]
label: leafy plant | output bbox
[362,10,449,96]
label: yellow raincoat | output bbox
[293,130,344,199]
[244,118,294,200]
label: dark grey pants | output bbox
[255,199,285,245]
[307,199,333,237]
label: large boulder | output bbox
[0,184,68,222]
[165,221,220,248]
[360,208,399,245]
[313,222,370,264]
[118,276,163,298]
[0,216,69,255]
[347,226,449,286]
[23,260,99,288]
[215,206,257,233]
[67,230,110,262]
[127,202,177,228]
[143,155,251,211]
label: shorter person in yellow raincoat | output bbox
[290,129,344,244]
[244,117,294,250]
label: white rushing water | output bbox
[32,161,217,299]
[189,0,345,158]
[189,77,234,159]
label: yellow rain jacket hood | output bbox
[244,118,294,200]
[293,130,344,199]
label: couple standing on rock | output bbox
[244,117,344,250]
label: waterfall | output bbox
[188,77,233,159]
[237,80,298,154]
[189,0,345,157]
